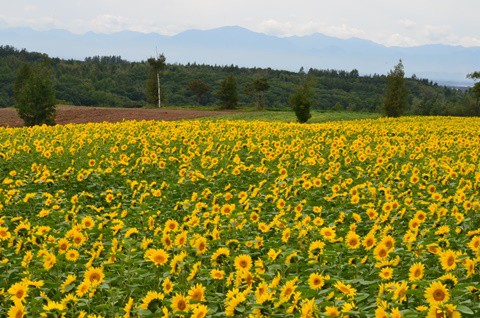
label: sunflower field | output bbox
[0,117,479,318]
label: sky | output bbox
[1,0,479,47]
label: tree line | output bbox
[1,45,478,120]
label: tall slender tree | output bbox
[217,75,238,109]
[14,60,56,126]
[187,79,210,105]
[146,54,166,107]
[289,77,316,123]
[382,60,409,117]
[467,71,480,116]
[245,77,270,110]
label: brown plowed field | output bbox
[0,106,236,127]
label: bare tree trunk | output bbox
[157,71,161,108]
[257,91,265,110]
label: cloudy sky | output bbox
[1,0,479,47]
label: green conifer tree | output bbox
[217,75,238,109]
[382,60,409,117]
[14,61,56,126]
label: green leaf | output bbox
[456,305,474,315]
[235,306,245,313]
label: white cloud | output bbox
[457,35,480,47]
[256,19,366,39]
[0,15,58,30]
[421,25,453,42]
[385,33,419,47]
[398,19,416,29]
[256,19,293,36]
[0,1,479,47]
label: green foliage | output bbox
[217,75,238,109]
[14,61,56,126]
[332,102,344,111]
[245,77,270,110]
[187,79,210,105]
[289,77,315,123]
[0,46,471,115]
[467,71,480,116]
[382,60,409,117]
[211,110,380,123]
[467,71,480,80]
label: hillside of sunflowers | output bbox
[0,117,479,317]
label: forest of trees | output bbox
[0,45,477,116]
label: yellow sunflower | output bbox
[345,231,361,249]
[362,232,376,250]
[84,267,105,286]
[139,291,164,311]
[145,248,169,266]
[373,243,390,261]
[194,237,208,255]
[162,277,174,294]
[280,279,297,300]
[8,302,26,318]
[81,216,95,230]
[320,226,337,242]
[188,283,205,301]
[308,273,328,290]
[234,254,252,271]
[211,269,225,280]
[324,306,340,317]
[65,249,80,262]
[427,304,461,318]
[0,227,12,240]
[334,281,356,298]
[8,282,29,303]
[439,249,458,271]
[171,293,189,312]
[424,281,450,305]
[57,238,70,253]
[379,267,393,280]
[191,304,208,318]
[468,236,480,252]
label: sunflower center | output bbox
[284,287,293,296]
[447,256,455,266]
[433,289,445,301]
[340,286,349,293]
[90,273,100,282]
[154,254,165,263]
[192,291,201,300]
[177,300,186,311]
[15,290,24,299]
[379,249,387,258]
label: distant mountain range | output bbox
[1,26,479,86]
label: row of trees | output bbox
[1,45,469,112]
[6,45,479,125]
[146,54,271,110]
[145,56,435,122]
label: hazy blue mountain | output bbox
[1,25,478,86]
